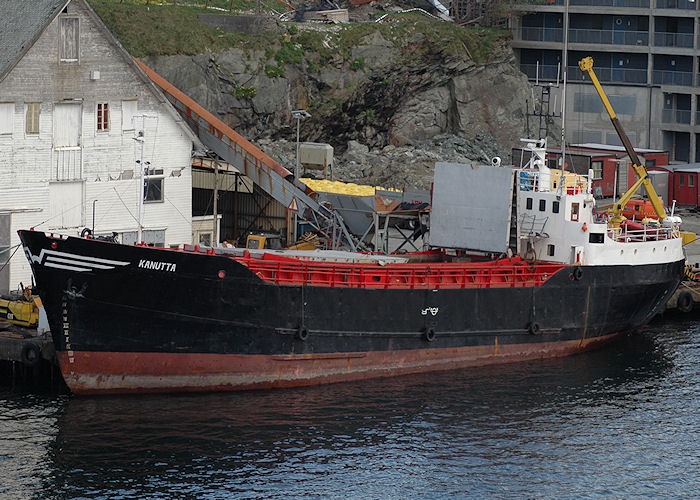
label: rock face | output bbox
[143,21,535,190]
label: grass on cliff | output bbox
[88,0,508,62]
[87,0,278,56]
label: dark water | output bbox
[2,315,699,499]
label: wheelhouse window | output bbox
[59,16,79,62]
[571,202,579,222]
[97,103,109,131]
[680,174,685,186]
[690,175,695,188]
[25,103,39,134]
[591,160,603,180]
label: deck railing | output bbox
[238,257,566,289]
[608,225,678,242]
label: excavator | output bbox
[578,56,686,233]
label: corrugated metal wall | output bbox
[193,183,287,245]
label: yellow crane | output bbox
[578,56,667,226]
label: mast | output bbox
[558,0,569,194]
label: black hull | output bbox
[19,230,683,394]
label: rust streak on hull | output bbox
[59,333,623,395]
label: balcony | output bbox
[653,70,694,86]
[568,65,648,83]
[568,28,648,45]
[53,147,83,181]
[520,63,562,80]
[516,0,651,6]
[662,108,692,124]
[654,32,695,48]
[656,0,696,8]
[569,0,649,6]
[521,27,563,42]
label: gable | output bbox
[0,0,69,81]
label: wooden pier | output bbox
[0,320,65,391]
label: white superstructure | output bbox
[516,140,684,267]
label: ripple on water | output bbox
[0,316,698,499]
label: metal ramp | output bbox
[135,58,357,251]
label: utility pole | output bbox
[291,110,311,179]
[213,160,219,246]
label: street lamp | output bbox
[291,109,311,178]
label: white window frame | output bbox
[25,102,40,135]
[144,173,165,204]
[591,160,603,180]
[96,102,110,132]
[0,103,13,135]
[121,99,137,131]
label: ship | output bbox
[17,135,685,394]
[17,57,687,395]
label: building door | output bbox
[49,181,84,229]
[673,173,696,206]
[53,103,82,180]
[0,213,10,294]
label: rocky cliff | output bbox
[143,14,534,190]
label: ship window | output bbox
[571,202,579,221]
[589,233,604,243]
[526,197,533,209]
[539,199,546,211]
[680,174,685,186]
[547,244,555,256]
[591,160,603,180]
[691,175,695,188]
[553,201,560,213]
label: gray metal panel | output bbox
[0,213,11,294]
[429,162,513,253]
[318,193,375,235]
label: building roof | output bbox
[0,0,69,81]
[669,163,700,173]
[571,143,666,155]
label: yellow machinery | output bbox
[246,232,318,251]
[578,56,667,226]
[0,283,40,328]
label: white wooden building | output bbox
[0,0,198,294]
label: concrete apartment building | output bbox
[511,0,700,163]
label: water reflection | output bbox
[2,316,697,499]
[36,328,692,499]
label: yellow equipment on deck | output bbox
[579,56,667,226]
